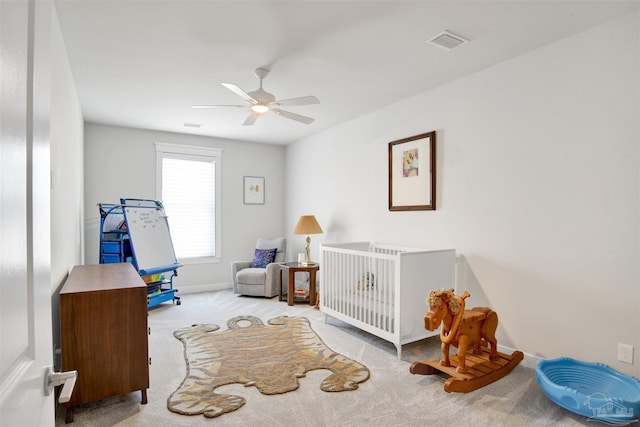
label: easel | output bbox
[121,198,182,308]
[98,198,182,308]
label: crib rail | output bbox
[321,245,398,336]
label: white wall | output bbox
[285,11,640,376]
[83,124,286,292]
[50,5,84,291]
[50,4,85,368]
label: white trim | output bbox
[177,282,231,295]
[498,344,541,370]
[154,142,223,158]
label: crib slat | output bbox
[320,242,456,360]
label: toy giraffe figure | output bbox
[424,289,499,374]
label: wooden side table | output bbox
[279,262,319,306]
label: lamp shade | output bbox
[293,215,323,235]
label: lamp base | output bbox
[302,235,316,267]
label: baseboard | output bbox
[498,344,541,370]
[177,282,231,295]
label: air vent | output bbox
[183,123,201,128]
[428,30,469,50]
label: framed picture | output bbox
[243,176,265,205]
[388,131,436,211]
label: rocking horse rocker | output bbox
[410,289,524,393]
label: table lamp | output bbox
[293,215,323,266]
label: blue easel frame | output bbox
[120,198,182,308]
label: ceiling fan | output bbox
[192,68,319,126]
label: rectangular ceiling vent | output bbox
[428,30,469,51]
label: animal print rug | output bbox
[167,315,370,419]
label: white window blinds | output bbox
[155,143,222,260]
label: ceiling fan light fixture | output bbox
[200,68,318,125]
[251,103,270,114]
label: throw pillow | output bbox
[252,248,277,268]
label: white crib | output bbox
[319,242,456,359]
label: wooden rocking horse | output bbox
[410,289,523,393]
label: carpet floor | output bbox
[55,289,592,426]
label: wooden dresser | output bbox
[60,263,149,423]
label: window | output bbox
[155,143,222,261]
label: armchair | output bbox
[231,237,286,298]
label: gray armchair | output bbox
[231,237,287,297]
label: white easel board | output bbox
[122,204,181,276]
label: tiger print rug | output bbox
[167,315,370,418]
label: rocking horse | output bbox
[410,289,523,393]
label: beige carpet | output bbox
[55,289,591,426]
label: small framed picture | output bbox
[388,131,436,211]
[243,176,265,205]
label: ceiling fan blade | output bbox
[191,104,245,109]
[271,108,315,124]
[221,83,256,103]
[242,112,259,126]
[273,95,320,107]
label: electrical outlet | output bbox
[618,343,634,364]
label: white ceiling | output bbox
[54,0,638,145]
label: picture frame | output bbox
[388,131,436,211]
[243,176,265,205]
